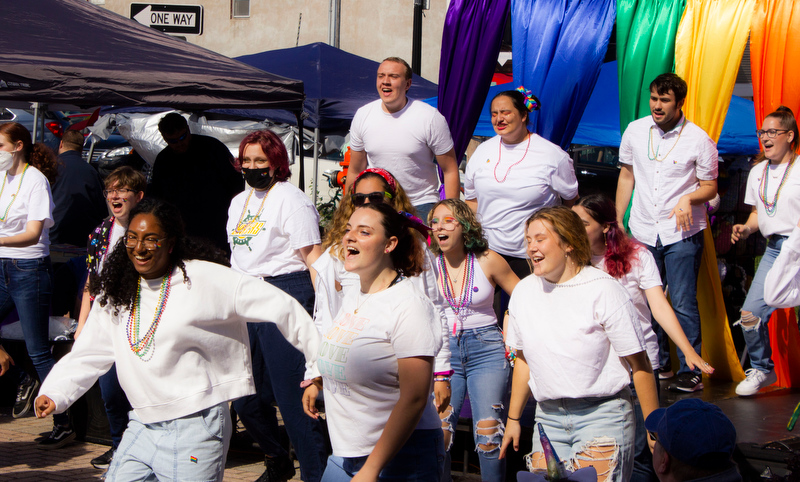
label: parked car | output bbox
[570,144,620,198]
[0,108,69,151]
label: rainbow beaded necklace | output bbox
[127,270,172,361]
[438,252,475,335]
[758,158,796,217]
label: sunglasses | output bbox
[647,430,659,443]
[352,191,392,206]
[164,130,189,144]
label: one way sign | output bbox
[131,3,204,35]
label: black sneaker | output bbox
[667,373,704,393]
[91,447,115,469]
[37,424,77,450]
[255,455,296,482]
[12,374,40,418]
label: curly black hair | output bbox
[89,198,230,313]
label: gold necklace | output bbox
[234,184,275,233]
[648,119,687,162]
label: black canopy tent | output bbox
[0,0,310,183]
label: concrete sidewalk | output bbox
[0,408,300,482]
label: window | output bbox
[232,0,250,18]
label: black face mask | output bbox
[242,167,273,190]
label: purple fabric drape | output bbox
[512,0,616,150]
[438,0,511,161]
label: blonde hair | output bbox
[525,206,592,269]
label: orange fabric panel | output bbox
[768,308,800,388]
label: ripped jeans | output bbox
[441,325,510,482]
[530,387,634,482]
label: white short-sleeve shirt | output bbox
[506,266,645,401]
[0,165,53,258]
[744,157,800,237]
[464,135,579,258]
[227,181,320,277]
[619,115,718,247]
[349,99,454,206]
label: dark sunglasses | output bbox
[164,131,189,144]
[647,430,659,443]
[352,191,392,206]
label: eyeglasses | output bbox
[103,188,136,198]
[124,235,166,251]
[430,216,459,231]
[352,191,392,206]
[164,131,189,144]
[647,430,659,443]
[756,128,789,139]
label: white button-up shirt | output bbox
[619,114,718,247]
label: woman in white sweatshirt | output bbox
[34,199,321,482]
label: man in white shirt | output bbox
[345,57,460,221]
[616,73,718,393]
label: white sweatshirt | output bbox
[764,224,800,308]
[41,260,321,424]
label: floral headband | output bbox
[516,86,541,111]
[355,168,397,195]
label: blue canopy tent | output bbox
[424,61,760,156]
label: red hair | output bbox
[237,130,291,182]
[576,194,641,278]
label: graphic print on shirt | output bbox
[230,212,265,251]
[318,312,370,396]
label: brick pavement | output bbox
[0,409,302,482]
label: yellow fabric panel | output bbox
[674,0,756,142]
[750,0,800,126]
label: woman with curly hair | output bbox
[34,199,321,481]
[313,167,452,413]
[427,199,519,482]
[0,122,67,447]
[227,130,327,481]
[303,202,445,481]
[572,193,713,481]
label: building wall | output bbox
[99,0,448,81]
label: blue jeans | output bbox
[532,388,634,482]
[322,429,445,482]
[99,363,132,449]
[232,270,327,482]
[646,232,704,375]
[740,235,785,373]
[0,257,68,426]
[107,402,231,481]
[441,326,509,482]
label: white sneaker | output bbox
[735,368,777,396]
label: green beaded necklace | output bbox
[0,164,30,222]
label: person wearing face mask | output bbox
[729,106,800,397]
[226,130,327,482]
[0,122,69,448]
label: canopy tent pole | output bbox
[312,127,319,204]
[295,111,305,190]
[31,102,40,143]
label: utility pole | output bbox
[328,0,340,48]
[411,0,427,75]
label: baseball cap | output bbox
[645,398,737,467]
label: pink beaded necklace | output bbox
[494,134,531,183]
[127,270,172,362]
[438,253,476,334]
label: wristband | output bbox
[507,415,521,422]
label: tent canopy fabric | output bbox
[234,43,440,130]
[0,0,304,111]
[424,61,760,156]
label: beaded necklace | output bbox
[494,134,531,182]
[647,119,687,162]
[438,253,475,334]
[233,184,275,233]
[759,158,796,217]
[0,164,30,222]
[127,270,172,361]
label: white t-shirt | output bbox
[619,115,718,247]
[506,266,645,401]
[0,165,54,258]
[320,278,442,457]
[464,135,579,258]
[592,248,661,370]
[40,260,321,424]
[227,182,320,277]
[765,223,800,308]
[350,99,455,206]
[744,158,800,237]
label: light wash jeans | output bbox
[441,325,509,482]
[106,402,231,481]
[532,388,634,482]
[321,429,444,482]
[740,235,786,373]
